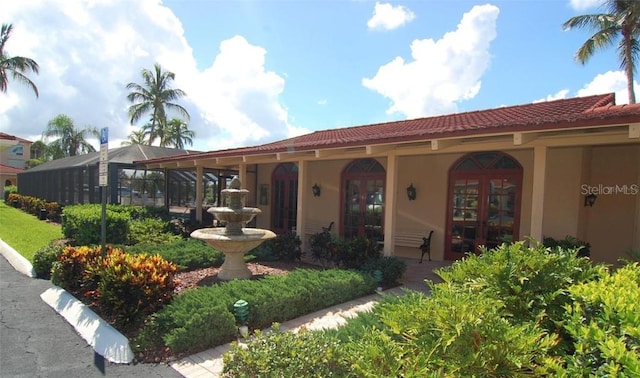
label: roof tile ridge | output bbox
[587,93,616,111]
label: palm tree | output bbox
[0,23,39,97]
[121,128,149,146]
[163,118,195,149]
[126,63,190,145]
[42,114,99,157]
[563,0,640,104]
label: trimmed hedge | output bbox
[135,269,376,355]
[62,204,173,246]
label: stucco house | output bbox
[140,93,640,264]
[0,132,32,193]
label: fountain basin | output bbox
[191,227,276,280]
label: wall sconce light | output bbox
[584,193,597,207]
[406,183,417,201]
[312,183,321,197]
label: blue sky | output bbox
[1,0,637,152]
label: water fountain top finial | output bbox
[229,176,241,189]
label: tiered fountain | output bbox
[191,176,276,280]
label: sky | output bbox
[2,0,639,152]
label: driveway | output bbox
[0,254,181,378]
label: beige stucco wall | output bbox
[541,147,583,240]
[304,160,346,232]
[393,154,455,260]
[584,144,640,264]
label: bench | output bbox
[305,220,334,235]
[392,230,434,263]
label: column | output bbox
[383,153,398,257]
[530,145,547,242]
[195,165,204,222]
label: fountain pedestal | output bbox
[190,177,275,281]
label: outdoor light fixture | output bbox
[406,183,417,201]
[312,183,321,197]
[584,193,597,207]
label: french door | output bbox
[341,159,385,241]
[445,152,522,260]
[272,163,298,234]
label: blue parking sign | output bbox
[100,127,108,145]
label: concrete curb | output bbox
[41,287,134,364]
[0,237,133,364]
[0,238,36,277]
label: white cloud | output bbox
[363,4,499,118]
[367,2,416,31]
[0,0,295,152]
[533,89,570,103]
[576,70,639,104]
[536,70,639,104]
[569,0,604,12]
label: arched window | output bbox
[446,151,522,259]
[341,158,385,240]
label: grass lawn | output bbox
[0,201,63,261]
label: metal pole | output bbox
[101,185,107,256]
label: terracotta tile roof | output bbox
[144,93,640,164]
[0,132,32,144]
[0,163,24,174]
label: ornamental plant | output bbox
[51,245,177,330]
[51,245,103,294]
[86,248,178,328]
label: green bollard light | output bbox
[234,299,249,338]
[373,270,383,292]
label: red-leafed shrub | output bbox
[87,248,178,327]
[51,245,103,294]
[51,245,178,329]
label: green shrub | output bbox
[543,235,591,257]
[33,243,64,279]
[125,238,223,270]
[3,185,17,202]
[436,241,604,350]
[62,205,129,245]
[270,231,302,261]
[309,230,336,267]
[223,325,352,377]
[128,218,179,245]
[339,289,560,377]
[560,263,640,376]
[360,256,407,288]
[245,239,278,262]
[334,235,381,268]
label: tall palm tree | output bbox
[42,114,99,157]
[563,0,640,104]
[126,63,190,145]
[163,118,195,149]
[0,23,39,97]
[121,128,149,146]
